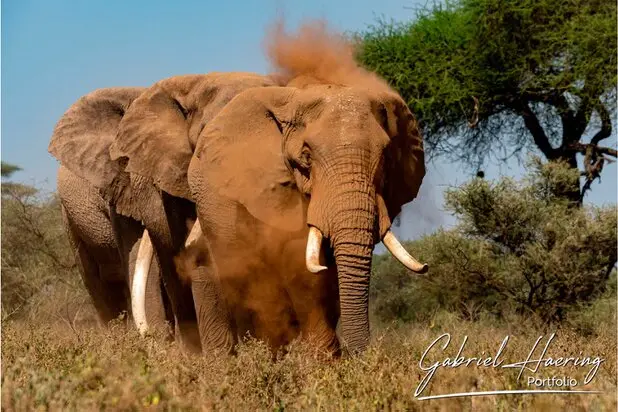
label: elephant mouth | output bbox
[304,225,428,274]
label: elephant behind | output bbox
[51,88,170,333]
[49,74,279,351]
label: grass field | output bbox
[2,296,616,411]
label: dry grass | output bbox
[2,304,616,411]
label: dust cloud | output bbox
[174,209,334,353]
[264,19,392,94]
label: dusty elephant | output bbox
[50,73,278,351]
[51,88,169,334]
[122,27,429,356]
[184,85,427,355]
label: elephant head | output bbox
[187,78,427,352]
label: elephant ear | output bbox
[109,74,278,205]
[109,78,195,201]
[382,100,426,221]
[48,87,145,190]
[191,87,306,232]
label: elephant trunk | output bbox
[330,189,376,354]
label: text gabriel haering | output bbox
[415,333,604,397]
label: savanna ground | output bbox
[2,292,616,411]
[2,161,617,411]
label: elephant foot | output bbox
[303,331,341,359]
[176,321,203,354]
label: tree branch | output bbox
[568,142,617,158]
[571,82,598,140]
[523,90,572,117]
[514,100,558,160]
[567,95,615,201]
[590,101,612,146]
[523,90,578,147]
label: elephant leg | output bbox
[153,249,201,352]
[110,209,172,338]
[301,302,341,356]
[140,189,201,353]
[61,205,128,325]
[191,266,237,353]
[281,238,341,356]
[175,229,237,354]
[286,276,340,356]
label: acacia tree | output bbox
[357,0,617,203]
[1,161,35,197]
[1,161,21,178]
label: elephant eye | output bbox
[171,98,189,119]
[267,111,284,134]
[300,148,311,170]
[378,104,390,133]
[299,147,312,169]
[288,145,312,193]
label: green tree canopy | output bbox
[358,0,617,203]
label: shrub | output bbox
[1,181,86,322]
[371,158,617,323]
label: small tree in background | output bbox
[1,161,34,197]
[371,158,617,324]
[1,161,21,177]
[1,163,78,320]
[358,0,617,203]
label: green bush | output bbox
[371,158,617,324]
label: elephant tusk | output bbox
[185,219,202,247]
[132,229,153,335]
[383,230,428,274]
[306,226,328,273]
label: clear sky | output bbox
[2,0,616,241]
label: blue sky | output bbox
[2,0,616,240]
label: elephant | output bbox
[49,73,278,351]
[180,83,427,355]
[52,88,169,333]
[113,52,429,354]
